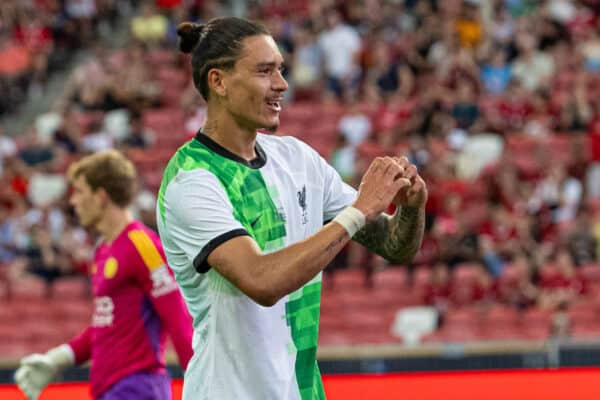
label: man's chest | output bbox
[91,247,130,296]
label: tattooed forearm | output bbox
[325,234,347,256]
[352,206,425,264]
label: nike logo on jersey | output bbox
[250,214,262,229]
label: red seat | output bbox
[10,277,47,300]
[413,266,432,288]
[332,269,365,289]
[580,264,600,283]
[53,277,89,299]
[373,267,408,289]
[452,263,479,285]
[571,322,600,339]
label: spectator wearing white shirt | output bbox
[512,33,555,91]
[318,10,362,98]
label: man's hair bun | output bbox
[177,22,205,54]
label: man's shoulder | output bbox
[257,133,316,157]
[123,221,167,272]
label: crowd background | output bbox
[0,0,600,355]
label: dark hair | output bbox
[68,150,137,207]
[177,17,270,100]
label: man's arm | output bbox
[353,156,427,264]
[207,157,410,307]
[128,229,194,369]
[208,221,352,307]
[67,327,92,365]
[352,205,425,265]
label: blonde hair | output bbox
[68,150,138,207]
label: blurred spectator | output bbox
[110,42,161,109]
[18,130,55,167]
[81,119,114,153]
[496,252,539,310]
[12,224,72,298]
[120,111,155,149]
[65,0,97,45]
[480,48,512,95]
[455,1,483,49]
[512,33,555,91]
[538,248,587,310]
[131,2,168,46]
[53,107,82,154]
[423,261,452,315]
[451,80,482,131]
[531,163,583,223]
[61,43,117,111]
[291,22,323,94]
[338,100,372,148]
[467,262,496,306]
[318,9,361,98]
[581,27,600,73]
[330,134,356,185]
[566,208,598,266]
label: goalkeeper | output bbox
[15,150,193,400]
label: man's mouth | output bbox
[265,98,282,112]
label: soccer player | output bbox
[157,17,427,400]
[15,150,193,400]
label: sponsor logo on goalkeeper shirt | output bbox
[92,296,114,327]
[150,265,178,297]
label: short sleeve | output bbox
[321,158,357,222]
[162,169,249,273]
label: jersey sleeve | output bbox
[321,157,358,222]
[161,169,249,273]
[68,326,92,365]
[127,229,194,369]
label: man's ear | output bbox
[207,68,227,97]
[97,187,110,206]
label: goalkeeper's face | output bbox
[69,176,104,228]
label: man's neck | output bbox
[202,107,257,161]
[96,207,133,244]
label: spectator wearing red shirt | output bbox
[496,253,538,310]
[586,98,600,197]
[487,79,534,132]
[538,248,587,310]
[423,261,452,314]
[469,263,497,305]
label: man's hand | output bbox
[391,156,427,208]
[14,344,74,400]
[353,157,412,221]
[15,354,57,400]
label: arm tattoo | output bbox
[352,206,425,264]
[325,235,346,256]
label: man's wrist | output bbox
[46,344,75,371]
[332,207,366,238]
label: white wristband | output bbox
[332,206,366,238]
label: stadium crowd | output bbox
[1,0,600,346]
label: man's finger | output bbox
[408,178,424,196]
[384,162,404,178]
[404,164,418,180]
[20,354,45,366]
[394,156,410,169]
[394,177,411,190]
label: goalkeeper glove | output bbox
[14,344,75,400]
